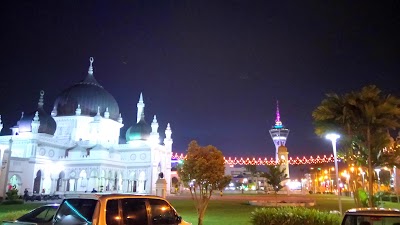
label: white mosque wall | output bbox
[54,116,122,146]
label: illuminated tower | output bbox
[269,101,290,177]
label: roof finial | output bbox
[38,90,45,108]
[33,111,39,121]
[104,107,110,119]
[51,106,57,117]
[88,57,94,75]
[75,104,81,116]
[17,112,24,126]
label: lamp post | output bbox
[360,170,366,190]
[394,166,399,203]
[375,168,382,205]
[326,133,342,215]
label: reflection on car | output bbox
[11,203,60,225]
[341,208,400,225]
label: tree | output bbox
[263,164,288,205]
[313,85,400,207]
[177,140,232,225]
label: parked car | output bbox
[52,193,191,225]
[2,204,59,225]
[341,208,400,225]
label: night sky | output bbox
[0,1,399,159]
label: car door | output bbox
[121,198,149,225]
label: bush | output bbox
[250,207,341,225]
[6,188,19,201]
[0,210,30,221]
[1,199,24,205]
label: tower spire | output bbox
[274,100,283,128]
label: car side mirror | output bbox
[176,216,182,223]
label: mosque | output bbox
[0,57,173,198]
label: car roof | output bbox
[345,208,400,216]
[63,193,166,201]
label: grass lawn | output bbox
[2,194,400,225]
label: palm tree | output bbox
[313,85,400,207]
[263,164,288,206]
[348,86,400,206]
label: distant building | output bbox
[0,58,173,197]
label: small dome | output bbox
[53,58,120,120]
[126,114,151,142]
[17,91,57,135]
[278,145,288,153]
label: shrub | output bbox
[0,210,30,221]
[1,199,24,205]
[250,207,341,225]
[6,188,19,201]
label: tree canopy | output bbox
[177,140,231,225]
[312,85,400,206]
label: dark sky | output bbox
[0,1,399,159]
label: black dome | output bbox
[17,91,57,135]
[126,115,151,142]
[53,58,120,120]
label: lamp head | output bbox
[325,133,340,142]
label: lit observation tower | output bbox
[269,101,290,177]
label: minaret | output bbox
[137,92,145,123]
[269,101,290,160]
[150,115,160,144]
[164,123,173,152]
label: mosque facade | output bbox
[0,57,173,197]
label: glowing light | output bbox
[171,153,336,165]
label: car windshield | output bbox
[342,215,400,225]
[18,205,58,223]
[54,199,97,225]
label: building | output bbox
[269,101,290,178]
[0,57,173,198]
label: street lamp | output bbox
[326,133,342,215]
[360,170,366,190]
[394,166,400,203]
[375,168,382,205]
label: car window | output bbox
[36,206,58,221]
[148,199,178,225]
[18,205,58,223]
[54,199,97,225]
[106,199,119,225]
[121,198,148,225]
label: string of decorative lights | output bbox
[171,153,336,165]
